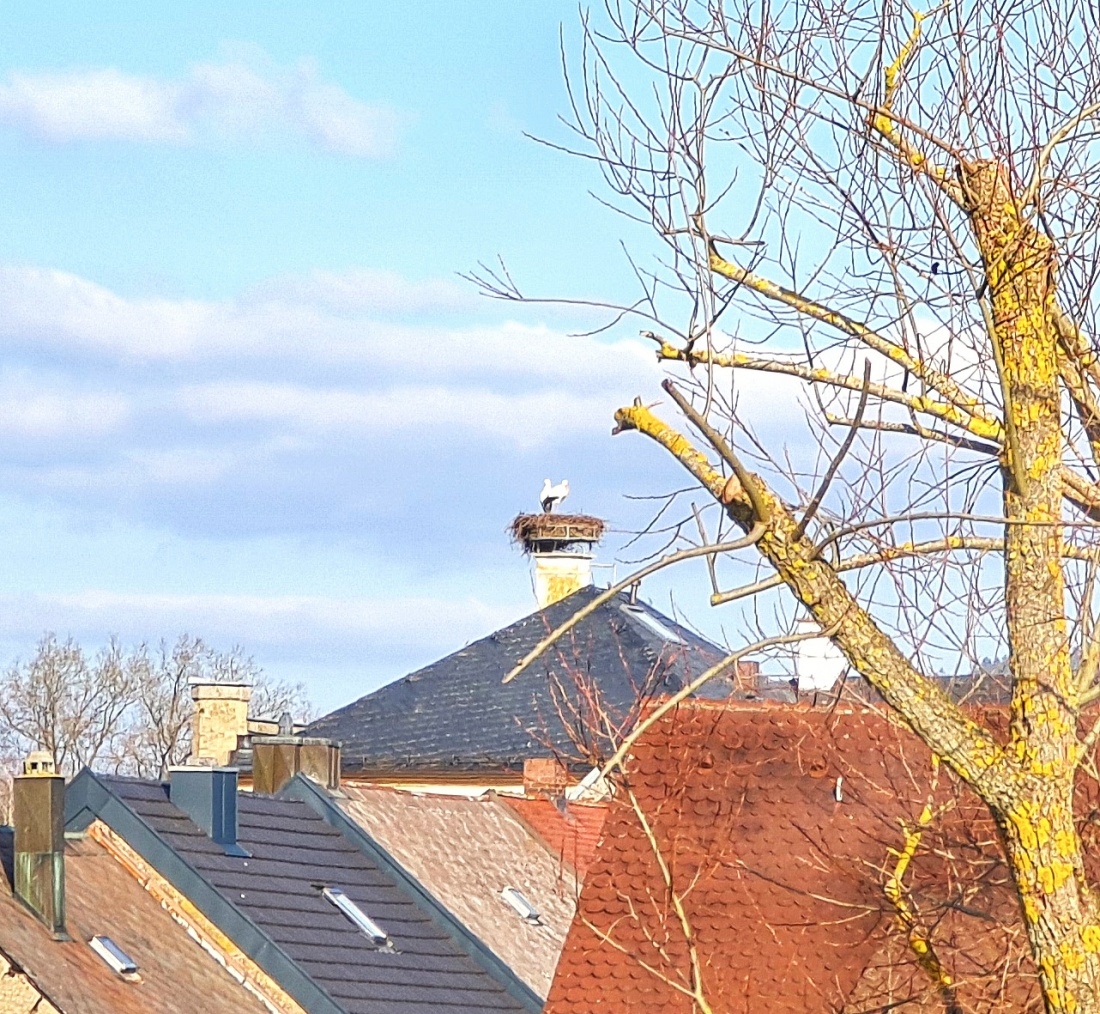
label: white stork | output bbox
[540,478,570,513]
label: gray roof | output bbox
[308,587,731,774]
[65,770,540,1014]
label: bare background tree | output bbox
[483,1,1100,1010]
[0,632,313,796]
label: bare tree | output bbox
[0,633,313,780]
[0,635,137,775]
[486,2,1100,1010]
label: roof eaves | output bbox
[279,774,544,1014]
[64,768,346,1014]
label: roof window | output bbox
[621,604,686,645]
[89,935,139,979]
[501,886,541,924]
[323,887,390,946]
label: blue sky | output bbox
[0,2,804,712]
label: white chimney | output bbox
[794,617,848,692]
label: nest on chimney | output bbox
[510,513,605,552]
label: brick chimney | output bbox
[190,682,252,767]
[13,752,67,938]
[733,660,761,694]
[523,758,569,797]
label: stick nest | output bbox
[510,513,605,550]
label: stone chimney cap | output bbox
[189,682,253,701]
[23,750,56,776]
[253,735,341,748]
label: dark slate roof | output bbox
[65,770,539,1014]
[308,586,732,773]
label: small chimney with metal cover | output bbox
[511,479,605,609]
[13,751,68,938]
[252,735,341,796]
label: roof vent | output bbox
[501,886,540,924]
[89,935,139,980]
[323,887,390,947]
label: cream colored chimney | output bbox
[533,551,593,608]
[511,501,605,610]
[190,682,252,766]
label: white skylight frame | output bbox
[501,886,541,924]
[323,887,390,945]
[89,935,139,978]
[621,604,686,645]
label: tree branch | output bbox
[613,400,1012,802]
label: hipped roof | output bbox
[308,586,731,775]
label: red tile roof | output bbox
[546,701,1054,1014]
[504,797,607,879]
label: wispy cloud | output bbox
[0,53,401,156]
[0,371,129,440]
[177,381,627,447]
[0,265,659,389]
[0,261,672,539]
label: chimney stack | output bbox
[190,682,252,766]
[733,660,761,695]
[510,511,606,609]
[13,752,66,938]
[169,767,249,857]
[252,736,341,796]
[533,553,593,610]
[523,758,569,797]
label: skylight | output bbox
[501,886,541,924]
[323,887,390,945]
[89,935,139,979]
[621,604,686,645]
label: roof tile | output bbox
[546,702,1049,1014]
[337,785,581,998]
[99,776,533,1014]
[0,831,271,1014]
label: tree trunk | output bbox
[963,159,1100,1013]
[998,780,1100,1014]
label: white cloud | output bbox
[0,54,401,156]
[0,265,661,392]
[0,375,129,440]
[0,68,185,142]
[0,261,675,541]
[178,381,631,447]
